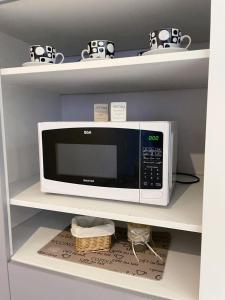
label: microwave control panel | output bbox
[141,131,163,189]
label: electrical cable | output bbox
[176,172,200,184]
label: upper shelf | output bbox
[1,49,209,94]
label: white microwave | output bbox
[38,121,177,206]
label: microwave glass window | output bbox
[42,127,139,188]
[56,144,117,179]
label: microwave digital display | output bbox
[56,144,117,179]
[148,135,160,141]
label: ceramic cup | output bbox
[149,28,191,50]
[81,40,115,60]
[30,45,64,64]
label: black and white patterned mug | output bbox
[81,40,115,59]
[149,28,191,50]
[30,45,64,64]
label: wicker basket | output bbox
[71,216,115,253]
[74,235,112,253]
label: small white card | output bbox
[94,104,109,122]
[110,102,127,121]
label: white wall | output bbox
[0,32,60,248]
[1,85,61,230]
[0,31,29,68]
[61,88,207,175]
[2,86,61,184]
[0,30,29,300]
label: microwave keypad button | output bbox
[141,134,163,189]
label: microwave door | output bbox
[41,127,140,200]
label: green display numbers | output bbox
[148,135,159,141]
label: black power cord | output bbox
[176,172,200,184]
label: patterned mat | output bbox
[38,227,171,281]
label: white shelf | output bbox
[12,211,201,300]
[10,177,203,233]
[1,50,209,94]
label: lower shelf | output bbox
[12,211,201,300]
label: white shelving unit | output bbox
[0,0,220,299]
[0,47,208,300]
[10,178,203,233]
[12,211,201,300]
[1,49,209,93]
[0,48,207,299]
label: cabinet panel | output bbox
[200,1,225,299]
[0,30,29,300]
[9,262,162,300]
[0,82,10,300]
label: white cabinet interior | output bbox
[1,57,207,299]
[0,0,212,299]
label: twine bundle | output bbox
[128,223,163,263]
